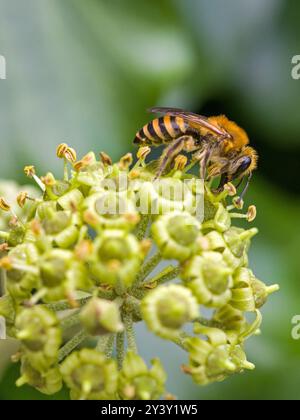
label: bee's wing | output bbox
[149,107,231,138]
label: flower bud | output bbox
[223,227,258,258]
[151,212,201,262]
[138,178,195,215]
[80,297,124,335]
[84,191,139,231]
[182,252,233,308]
[203,203,231,232]
[57,189,83,211]
[231,268,279,311]
[212,304,246,332]
[141,284,199,340]
[118,352,166,400]
[183,326,254,385]
[0,294,15,324]
[90,230,142,289]
[5,243,40,301]
[17,357,62,395]
[60,349,118,400]
[39,250,90,302]
[16,306,62,371]
[203,231,226,252]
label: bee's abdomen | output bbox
[134,116,189,146]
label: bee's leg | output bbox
[155,136,193,180]
[192,146,213,180]
[216,173,229,192]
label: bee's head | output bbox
[227,147,258,182]
[217,147,258,191]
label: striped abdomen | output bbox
[133,116,199,146]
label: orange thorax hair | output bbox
[208,115,249,152]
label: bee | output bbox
[134,107,258,196]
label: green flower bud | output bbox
[75,158,105,187]
[84,191,139,231]
[223,227,258,258]
[36,201,57,220]
[90,230,142,289]
[231,268,279,311]
[42,210,72,235]
[182,252,233,308]
[118,352,166,400]
[5,243,40,301]
[0,294,15,324]
[46,179,70,199]
[222,247,248,271]
[41,210,80,249]
[203,203,231,233]
[138,178,195,215]
[54,225,79,249]
[141,284,199,340]
[151,212,201,262]
[80,297,124,335]
[39,250,91,302]
[16,306,62,371]
[184,326,254,385]
[203,231,226,252]
[39,250,71,286]
[57,189,84,211]
[60,349,118,400]
[212,304,246,332]
[6,224,26,247]
[16,357,62,395]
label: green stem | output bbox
[60,311,81,330]
[96,333,115,359]
[171,332,189,351]
[63,159,69,181]
[124,296,141,320]
[124,313,138,354]
[116,332,125,369]
[58,330,88,362]
[135,214,150,241]
[105,334,115,359]
[144,265,180,286]
[43,296,92,312]
[135,251,162,285]
[133,266,181,299]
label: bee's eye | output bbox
[233,157,252,179]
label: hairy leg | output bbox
[154,136,194,179]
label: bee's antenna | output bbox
[239,172,253,200]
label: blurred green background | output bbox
[1,0,300,400]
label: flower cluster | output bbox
[0,144,278,399]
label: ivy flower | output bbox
[60,349,118,400]
[118,352,166,400]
